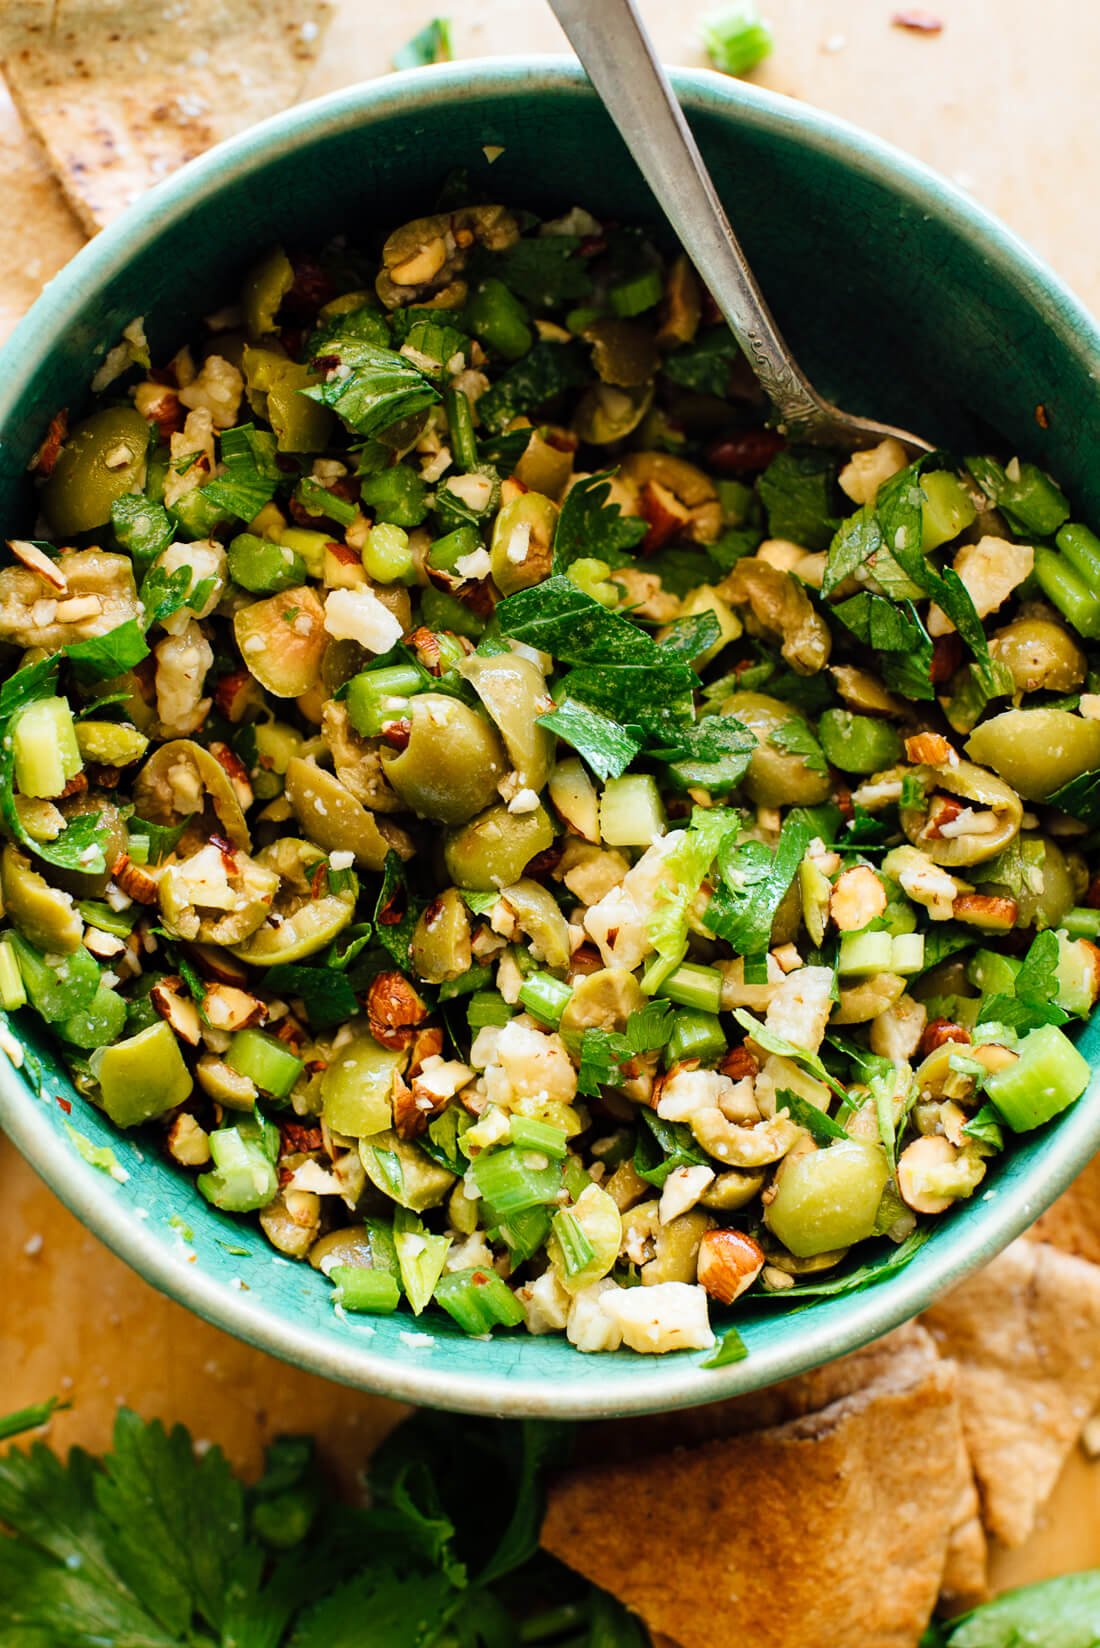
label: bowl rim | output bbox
[3,56,1100,1418]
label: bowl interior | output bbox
[2,61,1100,1417]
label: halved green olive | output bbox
[489,493,557,597]
[134,738,251,852]
[159,842,279,944]
[410,887,472,984]
[573,382,653,445]
[443,802,555,891]
[497,877,571,969]
[976,832,1076,930]
[380,695,506,825]
[560,967,644,1037]
[583,318,660,387]
[966,708,1100,804]
[719,692,832,808]
[234,586,327,698]
[765,1141,889,1258]
[901,757,1023,866]
[1,845,83,953]
[232,837,358,965]
[284,758,412,871]
[42,407,150,537]
[989,618,1087,694]
[359,1126,455,1211]
[458,651,553,791]
[322,1022,403,1136]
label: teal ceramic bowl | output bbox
[2,60,1100,1418]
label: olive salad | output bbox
[3,200,1099,1355]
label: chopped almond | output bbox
[830,865,888,932]
[719,1044,759,1082]
[8,538,68,592]
[208,741,254,811]
[918,1018,971,1058]
[111,851,159,905]
[366,969,429,1050]
[952,892,1018,931]
[166,1112,211,1167]
[905,731,957,767]
[183,942,250,987]
[639,478,692,554]
[151,976,202,1046]
[408,1024,445,1078]
[28,408,67,477]
[697,1228,766,1305]
[202,983,266,1032]
[898,1135,960,1215]
[771,943,804,974]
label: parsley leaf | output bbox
[647,807,741,966]
[497,577,656,663]
[633,1106,711,1188]
[571,999,674,1098]
[110,494,175,574]
[66,619,150,683]
[831,591,936,701]
[704,816,812,958]
[778,1089,847,1142]
[372,853,423,972]
[1047,767,1100,828]
[202,422,281,521]
[661,327,739,397]
[263,964,360,1030]
[304,339,441,437]
[477,340,589,434]
[649,715,757,795]
[767,715,827,773]
[536,695,641,782]
[552,471,648,571]
[757,448,840,552]
[733,1007,847,1096]
[483,235,594,308]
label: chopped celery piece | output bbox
[550,1207,596,1275]
[966,948,1022,995]
[393,1208,450,1315]
[517,972,572,1027]
[77,900,140,939]
[1055,934,1099,1016]
[1033,547,1100,640]
[983,1023,1091,1131]
[920,470,977,551]
[345,664,423,737]
[471,1145,562,1216]
[198,1114,279,1212]
[467,989,513,1030]
[495,1204,552,1263]
[94,1020,193,1127]
[1057,522,1100,587]
[509,1115,568,1158]
[817,709,903,775]
[890,932,925,975]
[227,533,306,594]
[363,522,413,581]
[0,939,26,1010]
[599,774,666,846]
[609,268,663,318]
[434,1267,525,1334]
[226,1028,304,1100]
[330,1265,401,1314]
[700,3,773,75]
[59,984,128,1051]
[658,962,723,1015]
[666,1010,726,1066]
[465,277,534,361]
[838,930,894,977]
[10,932,100,1025]
[12,697,82,799]
[1061,906,1100,941]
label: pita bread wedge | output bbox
[1,0,333,233]
[939,1424,990,1613]
[542,1348,962,1648]
[0,78,84,342]
[922,1238,1100,1548]
[1028,1150,1100,1267]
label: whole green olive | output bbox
[410,887,473,984]
[966,708,1100,803]
[976,833,1077,930]
[489,493,557,596]
[443,802,555,891]
[284,758,411,871]
[764,1141,889,1258]
[719,691,832,808]
[380,695,506,825]
[989,618,1087,694]
[42,407,150,537]
[458,651,554,791]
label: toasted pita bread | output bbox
[543,1344,962,1648]
[1028,1151,1100,1267]
[939,1423,990,1612]
[0,77,84,341]
[0,0,333,233]
[922,1238,1100,1548]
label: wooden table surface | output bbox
[4,0,1100,1595]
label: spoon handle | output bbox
[547,0,824,434]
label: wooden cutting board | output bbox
[3,0,1100,1597]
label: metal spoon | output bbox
[548,0,932,455]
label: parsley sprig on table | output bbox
[0,1404,643,1648]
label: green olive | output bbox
[832,972,907,1024]
[989,618,1087,695]
[410,887,473,984]
[560,967,645,1037]
[458,651,554,790]
[498,877,571,969]
[321,701,404,812]
[1,845,83,952]
[583,318,660,387]
[242,246,294,337]
[359,1127,455,1211]
[259,1189,320,1258]
[642,1208,712,1285]
[135,738,251,852]
[700,1168,767,1211]
[48,794,129,898]
[573,381,653,445]
[42,407,150,537]
[159,842,280,945]
[74,721,149,767]
[309,1226,376,1272]
[380,695,506,825]
[234,587,327,699]
[94,1021,193,1128]
[512,424,575,500]
[764,1141,889,1258]
[548,1183,622,1293]
[232,837,358,964]
[284,758,411,872]
[322,1023,404,1137]
[443,802,555,891]
[719,692,833,808]
[976,832,1076,930]
[900,758,1023,867]
[966,708,1100,803]
[489,493,557,596]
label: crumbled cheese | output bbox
[419,444,453,484]
[323,587,403,654]
[657,1067,733,1124]
[453,546,492,581]
[869,994,928,1061]
[929,536,1034,635]
[328,850,355,872]
[764,965,835,1056]
[567,1280,625,1353]
[659,1164,715,1224]
[519,1269,572,1334]
[506,787,541,815]
[599,1281,714,1354]
[287,1160,343,1195]
[446,471,495,512]
[483,1019,577,1110]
